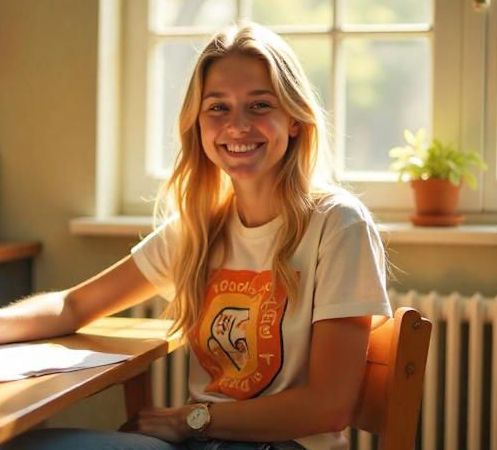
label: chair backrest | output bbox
[351,307,432,450]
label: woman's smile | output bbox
[220,142,266,159]
[224,143,261,153]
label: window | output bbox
[116,0,496,218]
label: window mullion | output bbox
[236,0,252,22]
[458,0,488,211]
[483,0,497,211]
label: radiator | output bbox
[130,289,497,450]
[385,290,497,450]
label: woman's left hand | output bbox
[119,406,191,443]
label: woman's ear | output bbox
[289,120,300,138]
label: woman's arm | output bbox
[132,315,371,442]
[0,255,158,344]
[207,315,371,440]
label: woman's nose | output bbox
[226,110,251,135]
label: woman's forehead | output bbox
[202,54,274,95]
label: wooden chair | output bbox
[351,307,432,450]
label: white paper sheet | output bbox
[0,342,131,382]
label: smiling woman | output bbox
[1,22,391,450]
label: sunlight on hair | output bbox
[153,22,339,336]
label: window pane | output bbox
[342,0,432,25]
[156,40,208,171]
[285,36,332,109]
[252,0,332,26]
[343,38,431,172]
[151,0,235,29]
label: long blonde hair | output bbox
[156,23,333,337]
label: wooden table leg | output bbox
[124,368,153,419]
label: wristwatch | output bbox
[186,403,211,437]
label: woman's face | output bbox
[198,54,299,190]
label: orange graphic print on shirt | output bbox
[189,269,288,400]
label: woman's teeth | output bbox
[225,143,259,153]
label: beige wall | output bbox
[0,0,135,293]
[0,0,496,433]
[388,243,497,298]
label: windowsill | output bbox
[69,216,153,237]
[378,222,497,245]
[69,216,497,246]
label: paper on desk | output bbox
[0,342,131,382]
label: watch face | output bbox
[187,405,210,430]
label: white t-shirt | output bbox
[131,189,392,450]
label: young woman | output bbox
[0,23,391,450]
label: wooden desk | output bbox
[0,317,179,445]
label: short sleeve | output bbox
[312,219,392,323]
[131,219,178,300]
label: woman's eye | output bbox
[251,102,271,111]
[208,104,227,112]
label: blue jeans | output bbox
[1,428,305,450]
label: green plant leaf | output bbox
[448,171,460,186]
[388,128,487,188]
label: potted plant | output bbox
[389,129,487,226]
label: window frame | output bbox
[110,0,496,217]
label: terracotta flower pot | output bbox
[410,179,463,226]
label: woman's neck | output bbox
[233,182,278,228]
